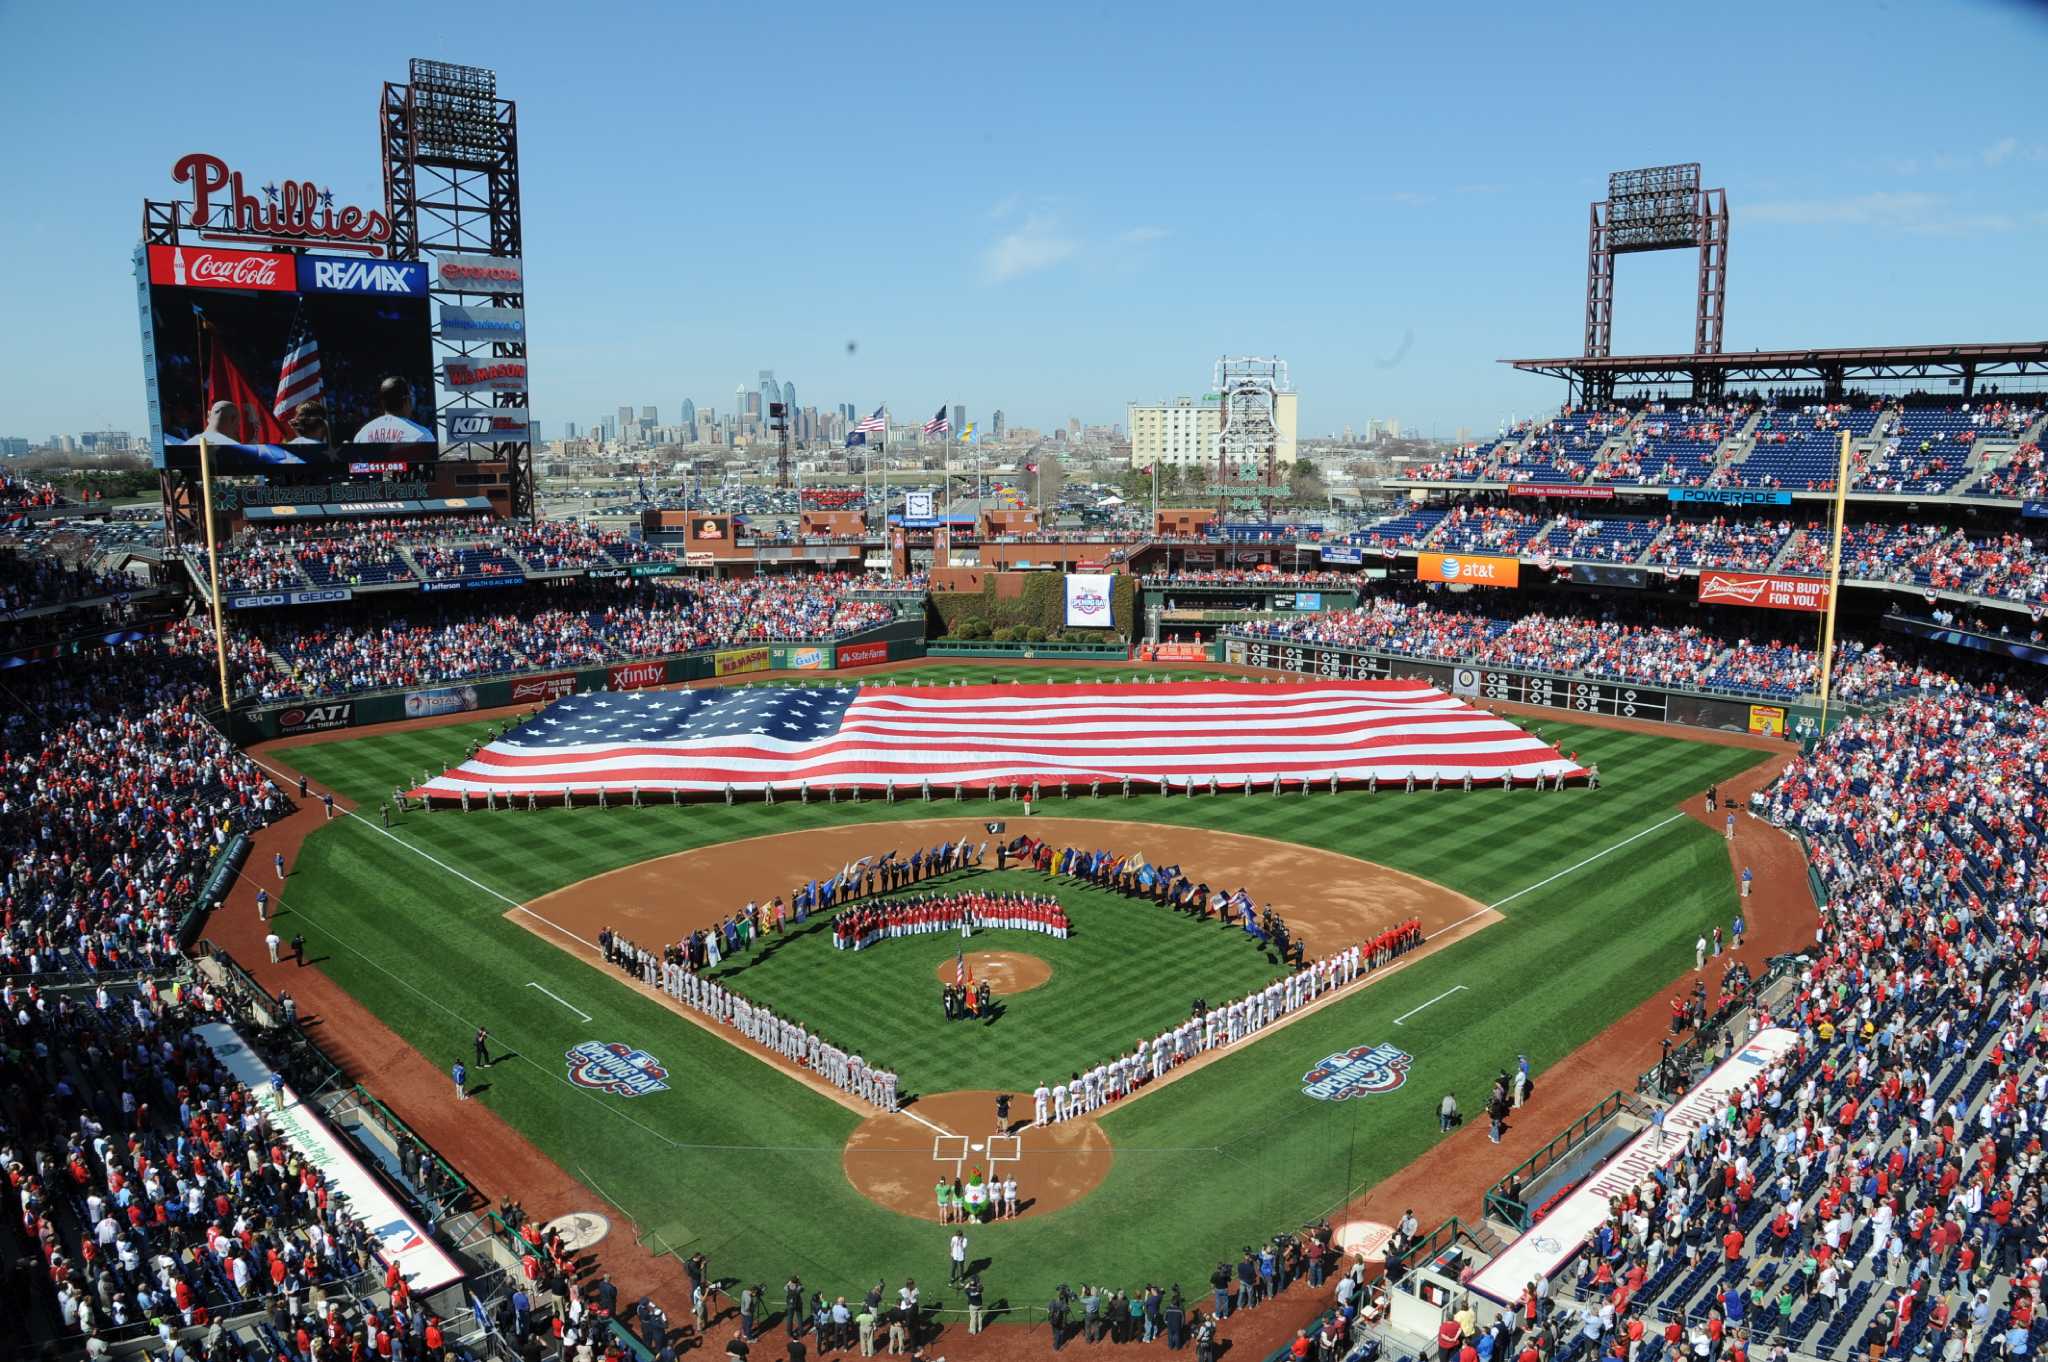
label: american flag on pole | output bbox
[855,406,888,433]
[922,404,950,436]
[272,306,322,421]
[409,680,1584,799]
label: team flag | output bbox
[410,680,1584,798]
[958,423,976,444]
[922,404,950,436]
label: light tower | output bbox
[1209,356,1290,519]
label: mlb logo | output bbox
[565,1041,672,1098]
[1301,1043,1414,1102]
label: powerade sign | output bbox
[296,254,429,296]
[1666,487,1793,507]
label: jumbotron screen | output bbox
[145,245,439,473]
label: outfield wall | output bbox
[1221,635,1839,741]
[235,619,927,742]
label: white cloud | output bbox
[1983,136,2019,167]
[1385,190,1432,207]
[1747,191,2014,236]
[981,215,1079,282]
[1118,225,1168,244]
[986,193,1021,221]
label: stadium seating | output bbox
[1642,518,1798,572]
[1427,504,1550,554]
[1532,517,1660,564]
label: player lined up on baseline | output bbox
[600,927,900,1110]
[1029,922,1423,1125]
[832,892,1069,950]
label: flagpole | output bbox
[196,433,232,711]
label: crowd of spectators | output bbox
[232,576,899,701]
[1,549,138,614]
[1142,568,1354,588]
[1,467,62,510]
[216,517,672,593]
[1232,596,1924,702]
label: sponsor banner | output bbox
[443,407,532,446]
[195,1024,464,1292]
[297,254,429,297]
[609,660,667,691]
[347,460,414,476]
[292,587,351,606]
[1301,1042,1413,1101]
[146,243,294,292]
[228,592,289,610]
[420,574,527,593]
[439,303,526,342]
[404,685,479,718]
[690,517,727,540]
[434,251,524,295]
[441,359,529,393]
[1318,544,1364,565]
[1698,571,1831,613]
[684,551,715,563]
[1451,666,1481,698]
[1065,572,1115,628]
[628,562,678,578]
[511,673,578,704]
[586,568,627,580]
[1748,704,1787,737]
[564,1041,670,1098]
[1507,484,1616,500]
[1416,552,1520,587]
[1569,563,1649,590]
[2024,501,2048,521]
[276,701,353,734]
[1667,487,1792,507]
[836,641,890,668]
[1291,592,1323,611]
[1155,642,1210,661]
[785,646,833,670]
[1468,1028,1800,1303]
[715,646,771,677]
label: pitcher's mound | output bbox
[844,1089,1112,1222]
[934,951,1052,994]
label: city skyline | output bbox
[2,2,2045,443]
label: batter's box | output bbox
[932,1134,970,1167]
[986,1135,1022,1164]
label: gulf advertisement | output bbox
[715,647,772,677]
[1697,571,1831,613]
[836,641,890,668]
[783,646,833,670]
[1415,553,1520,588]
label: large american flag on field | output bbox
[409,680,1583,798]
[273,307,321,420]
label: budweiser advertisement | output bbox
[1697,572,1831,613]
[1416,552,1520,588]
[144,249,435,473]
[609,661,668,691]
[511,674,579,704]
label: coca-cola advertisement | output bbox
[144,246,436,474]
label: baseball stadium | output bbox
[4,24,2047,1362]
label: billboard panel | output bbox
[715,647,771,677]
[441,359,529,394]
[434,252,524,295]
[1698,571,1830,613]
[1416,553,1520,588]
[297,254,429,297]
[836,641,890,668]
[444,407,532,447]
[439,303,526,343]
[147,255,436,472]
[1064,573,1115,628]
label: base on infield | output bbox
[935,951,1053,994]
[844,1089,1111,1222]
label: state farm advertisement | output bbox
[1416,552,1520,588]
[609,661,668,691]
[836,641,890,668]
[511,673,578,703]
[1698,572,1831,613]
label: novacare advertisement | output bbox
[194,1023,464,1292]
[1466,1027,1800,1303]
[1064,573,1115,628]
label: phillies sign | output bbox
[172,152,392,254]
[1698,571,1831,614]
[147,244,293,292]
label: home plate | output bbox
[1336,1220,1394,1261]
[970,1142,985,1152]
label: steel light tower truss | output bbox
[381,59,535,519]
[1584,163,1729,371]
[1209,356,1289,517]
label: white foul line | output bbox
[526,981,592,1022]
[1484,811,1688,912]
[1393,984,1468,1026]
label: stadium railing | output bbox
[1480,1090,1627,1231]
[926,640,1131,658]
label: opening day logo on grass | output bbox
[565,1041,671,1098]
[1301,1043,1413,1101]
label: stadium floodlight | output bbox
[408,59,501,165]
[1584,161,1728,362]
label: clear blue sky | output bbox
[2,0,2044,443]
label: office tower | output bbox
[952,404,966,438]
[992,409,1004,438]
[681,398,696,428]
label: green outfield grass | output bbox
[268,665,1770,1307]
[702,869,1289,1096]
